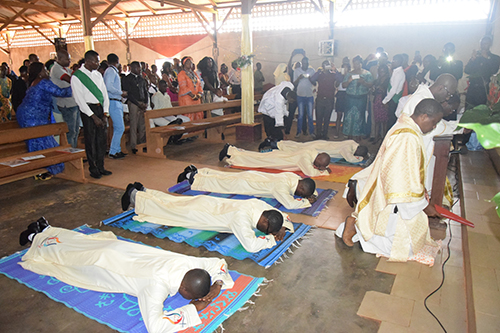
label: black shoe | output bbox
[100,169,112,176]
[177,170,189,183]
[121,183,135,211]
[133,182,145,191]
[19,218,48,246]
[109,152,125,159]
[90,172,102,179]
[185,164,197,173]
[258,138,272,151]
[219,143,230,161]
[37,217,50,230]
[131,149,138,154]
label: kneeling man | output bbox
[122,183,294,253]
[339,99,444,262]
[19,217,234,333]
[178,166,318,210]
[219,144,331,177]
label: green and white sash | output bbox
[73,69,104,105]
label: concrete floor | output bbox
[0,126,395,333]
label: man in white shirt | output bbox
[103,53,127,159]
[121,182,294,253]
[383,54,406,128]
[19,219,234,333]
[150,79,174,127]
[293,57,317,138]
[50,50,80,148]
[177,166,318,210]
[258,81,296,141]
[71,50,111,179]
[228,61,241,99]
[219,143,331,178]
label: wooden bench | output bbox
[137,99,262,158]
[0,122,87,185]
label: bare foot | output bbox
[342,216,356,247]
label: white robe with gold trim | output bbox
[20,227,234,333]
[277,140,363,163]
[192,168,311,210]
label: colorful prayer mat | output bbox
[0,225,264,333]
[168,180,337,217]
[102,210,312,268]
[228,164,363,184]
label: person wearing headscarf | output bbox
[177,56,203,121]
[273,63,290,85]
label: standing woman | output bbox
[371,64,390,142]
[198,57,219,104]
[177,56,203,121]
[16,62,72,177]
[219,63,230,94]
[342,55,373,142]
[161,61,178,102]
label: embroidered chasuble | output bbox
[354,114,437,262]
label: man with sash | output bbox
[338,99,444,262]
[71,50,111,179]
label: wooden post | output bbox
[430,135,453,206]
[78,0,94,51]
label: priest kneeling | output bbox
[19,217,234,333]
[338,99,444,262]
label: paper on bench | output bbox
[21,155,45,161]
[57,147,85,154]
[0,159,29,167]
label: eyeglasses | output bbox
[443,85,454,99]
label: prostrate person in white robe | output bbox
[19,218,234,333]
[275,139,368,164]
[219,143,331,178]
[121,182,295,253]
[338,99,444,262]
[177,165,318,210]
[344,73,459,204]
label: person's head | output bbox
[117,63,122,72]
[342,56,350,68]
[411,98,444,134]
[130,61,141,75]
[480,35,493,52]
[365,53,376,63]
[220,63,228,74]
[107,53,119,66]
[256,210,284,235]
[84,50,100,71]
[28,62,48,85]
[375,47,384,56]
[256,62,262,71]
[295,178,316,198]
[293,61,302,70]
[197,57,215,75]
[322,59,331,71]
[401,53,409,67]
[215,88,223,97]
[158,79,168,93]
[283,88,296,104]
[392,54,403,69]
[151,64,157,73]
[313,152,330,171]
[441,93,460,117]
[377,64,389,79]
[423,54,436,69]
[430,73,458,103]
[162,61,172,74]
[29,54,39,63]
[23,59,30,67]
[122,64,128,72]
[378,52,389,65]
[443,42,455,56]
[408,76,420,95]
[45,59,56,71]
[352,55,363,70]
[173,58,180,67]
[1,62,9,72]
[301,57,309,70]
[178,269,211,300]
[354,145,369,159]
[56,49,71,67]
[0,63,6,77]
[78,58,86,67]
[231,61,238,70]
[140,61,146,71]
[98,60,108,75]
[19,65,28,80]
[182,56,194,71]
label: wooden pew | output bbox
[0,123,87,185]
[136,99,262,158]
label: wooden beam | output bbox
[0,1,82,16]
[91,0,122,28]
[207,0,217,7]
[101,20,126,45]
[0,8,28,32]
[217,7,233,32]
[15,11,55,45]
[192,10,213,41]
[0,46,9,54]
[149,0,216,13]
[137,0,158,15]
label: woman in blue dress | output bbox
[342,55,374,141]
[16,62,72,176]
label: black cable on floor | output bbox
[423,199,459,333]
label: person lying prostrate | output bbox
[122,182,295,253]
[219,143,331,178]
[178,166,318,210]
[19,217,234,333]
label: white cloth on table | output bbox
[134,189,294,253]
[20,227,234,333]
